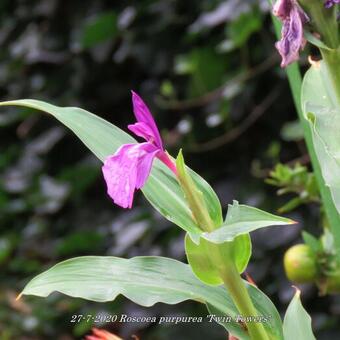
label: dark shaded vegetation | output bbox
[0,0,339,339]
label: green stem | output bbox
[176,153,270,339]
[270,9,340,260]
[212,245,270,340]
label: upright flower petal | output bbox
[273,0,309,67]
[324,0,340,8]
[131,91,163,149]
[102,142,159,208]
[128,121,156,143]
[273,0,292,19]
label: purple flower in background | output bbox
[102,91,176,209]
[324,0,340,8]
[273,0,309,67]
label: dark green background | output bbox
[0,1,338,339]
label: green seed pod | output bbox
[284,244,318,283]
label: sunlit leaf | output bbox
[201,201,295,244]
[185,201,291,286]
[185,233,251,285]
[304,31,332,51]
[283,289,316,340]
[20,256,283,340]
[301,61,340,214]
[0,99,222,243]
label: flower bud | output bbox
[284,244,318,283]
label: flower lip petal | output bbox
[131,90,163,149]
[102,142,159,209]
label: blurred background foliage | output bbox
[0,0,339,339]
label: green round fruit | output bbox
[284,244,318,283]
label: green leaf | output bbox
[185,235,221,285]
[186,202,291,284]
[0,99,222,243]
[283,289,316,340]
[304,31,332,51]
[278,197,304,214]
[201,201,295,244]
[185,233,251,285]
[20,256,283,340]
[81,12,118,48]
[302,231,321,254]
[301,61,340,214]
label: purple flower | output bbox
[273,0,309,67]
[324,0,340,8]
[102,91,176,209]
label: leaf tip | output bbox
[16,292,23,301]
[308,56,321,69]
[292,285,301,297]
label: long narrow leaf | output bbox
[201,201,295,244]
[0,99,222,242]
[20,256,283,340]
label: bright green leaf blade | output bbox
[302,231,321,253]
[0,99,222,241]
[304,31,332,51]
[185,234,223,286]
[201,201,295,244]
[231,233,252,273]
[0,100,134,160]
[185,233,251,286]
[301,62,340,214]
[283,289,316,340]
[20,256,283,340]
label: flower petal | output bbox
[128,122,156,143]
[131,91,163,149]
[325,0,340,8]
[102,143,159,208]
[275,5,306,67]
[273,0,292,20]
[135,143,160,188]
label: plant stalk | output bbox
[212,245,270,340]
[270,6,340,260]
[176,153,270,339]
